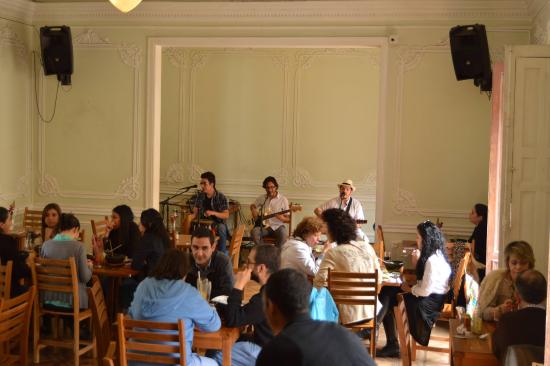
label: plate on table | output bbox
[210,295,229,305]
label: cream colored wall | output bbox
[159,47,379,237]
[0,5,529,248]
[0,21,33,214]
[532,1,550,44]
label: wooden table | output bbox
[450,318,498,366]
[93,264,138,319]
[193,327,240,366]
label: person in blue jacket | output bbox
[128,248,221,366]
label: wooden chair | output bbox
[376,224,385,244]
[23,207,42,233]
[229,225,245,270]
[91,216,110,238]
[408,253,472,361]
[32,257,95,365]
[88,276,117,365]
[117,313,187,365]
[260,203,301,245]
[394,293,413,366]
[0,260,13,300]
[0,286,36,366]
[327,269,378,358]
[395,293,452,365]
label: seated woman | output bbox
[41,203,61,243]
[120,209,170,309]
[104,204,140,258]
[0,206,31,297]
[40,213,92,309]
[280,216,329,277]
[313,208,382,325]
[469,203,488,282]
[477,240,534,321]
[129,249,221,366]
[377,220,451,358]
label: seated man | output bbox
[492,269,546,362]
[257,268,376,366]
[188,171,230,254]
[250,176,290,247]
[212,244,280,366]
[185,226,234,299]
[314,179,368,243]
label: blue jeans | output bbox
[212,341,261,366]
[214,222,228,255]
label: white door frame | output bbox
[145,36,389,228]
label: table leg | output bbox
[222,332,232,366]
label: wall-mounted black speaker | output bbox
[449,24,492,92]
[40,26,73,86]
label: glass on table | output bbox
[384,251,391,261]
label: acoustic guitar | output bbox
[254,203,302,228]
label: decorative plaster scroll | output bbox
[38,174,61,197]
[119,43,142,68]
[0,25,26,59]
[74,28,110,45]
[533,19,549,45]
[115,177,140,200]
[392,189,419,215]
[188,164,205,182]
[165,162,186,183]
[39,28,142,200]
[164,47,186,68]
[293,168,313,188]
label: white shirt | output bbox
[411,250,451,297]
[280,237,323,277]
[318,196,368,243]
[253,193,289,230]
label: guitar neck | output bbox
[263,209,292,220]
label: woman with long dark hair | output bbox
[469,203,488,281]
[106,204,140,258]
[376,221,451,358]
[41,203,62,243]
[132,208,170,276]
[0,206,31,297]
[120,209,170,309]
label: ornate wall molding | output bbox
[38,29,142,200]
[30,1,531,27]
[391,38,472,218]
[0,24,32,204]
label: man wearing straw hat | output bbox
[314,179,368,243]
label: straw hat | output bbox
[337,179,355,191]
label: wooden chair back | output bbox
[376,225,385,244]
[229,225,245,269]
[91,216,110,238]
[327,269,378,357]
[0,286,36,366]
[32,256,95,365]
[23,207,42,233]
[0,260,13,300]
[394,293,412,366]
[117,313,187,366]
[88,276,112,360]
[372,242,384,261]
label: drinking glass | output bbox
[198,278,211,301]
[384,251,391,261]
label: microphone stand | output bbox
[160,186,195,230]
[259,195,268,244]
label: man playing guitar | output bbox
[314,179,369,243]
[188,171,230,254]
[250,176,289,247]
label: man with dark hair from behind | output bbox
[492,269,547,361]
[211,244,280,366]
[257,268,376,366]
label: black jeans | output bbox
[377,286,401,345]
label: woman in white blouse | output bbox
[376,220,451,358]
[280,216,328,277]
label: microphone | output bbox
[179,184,197,190]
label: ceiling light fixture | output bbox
[109,0,143,13]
